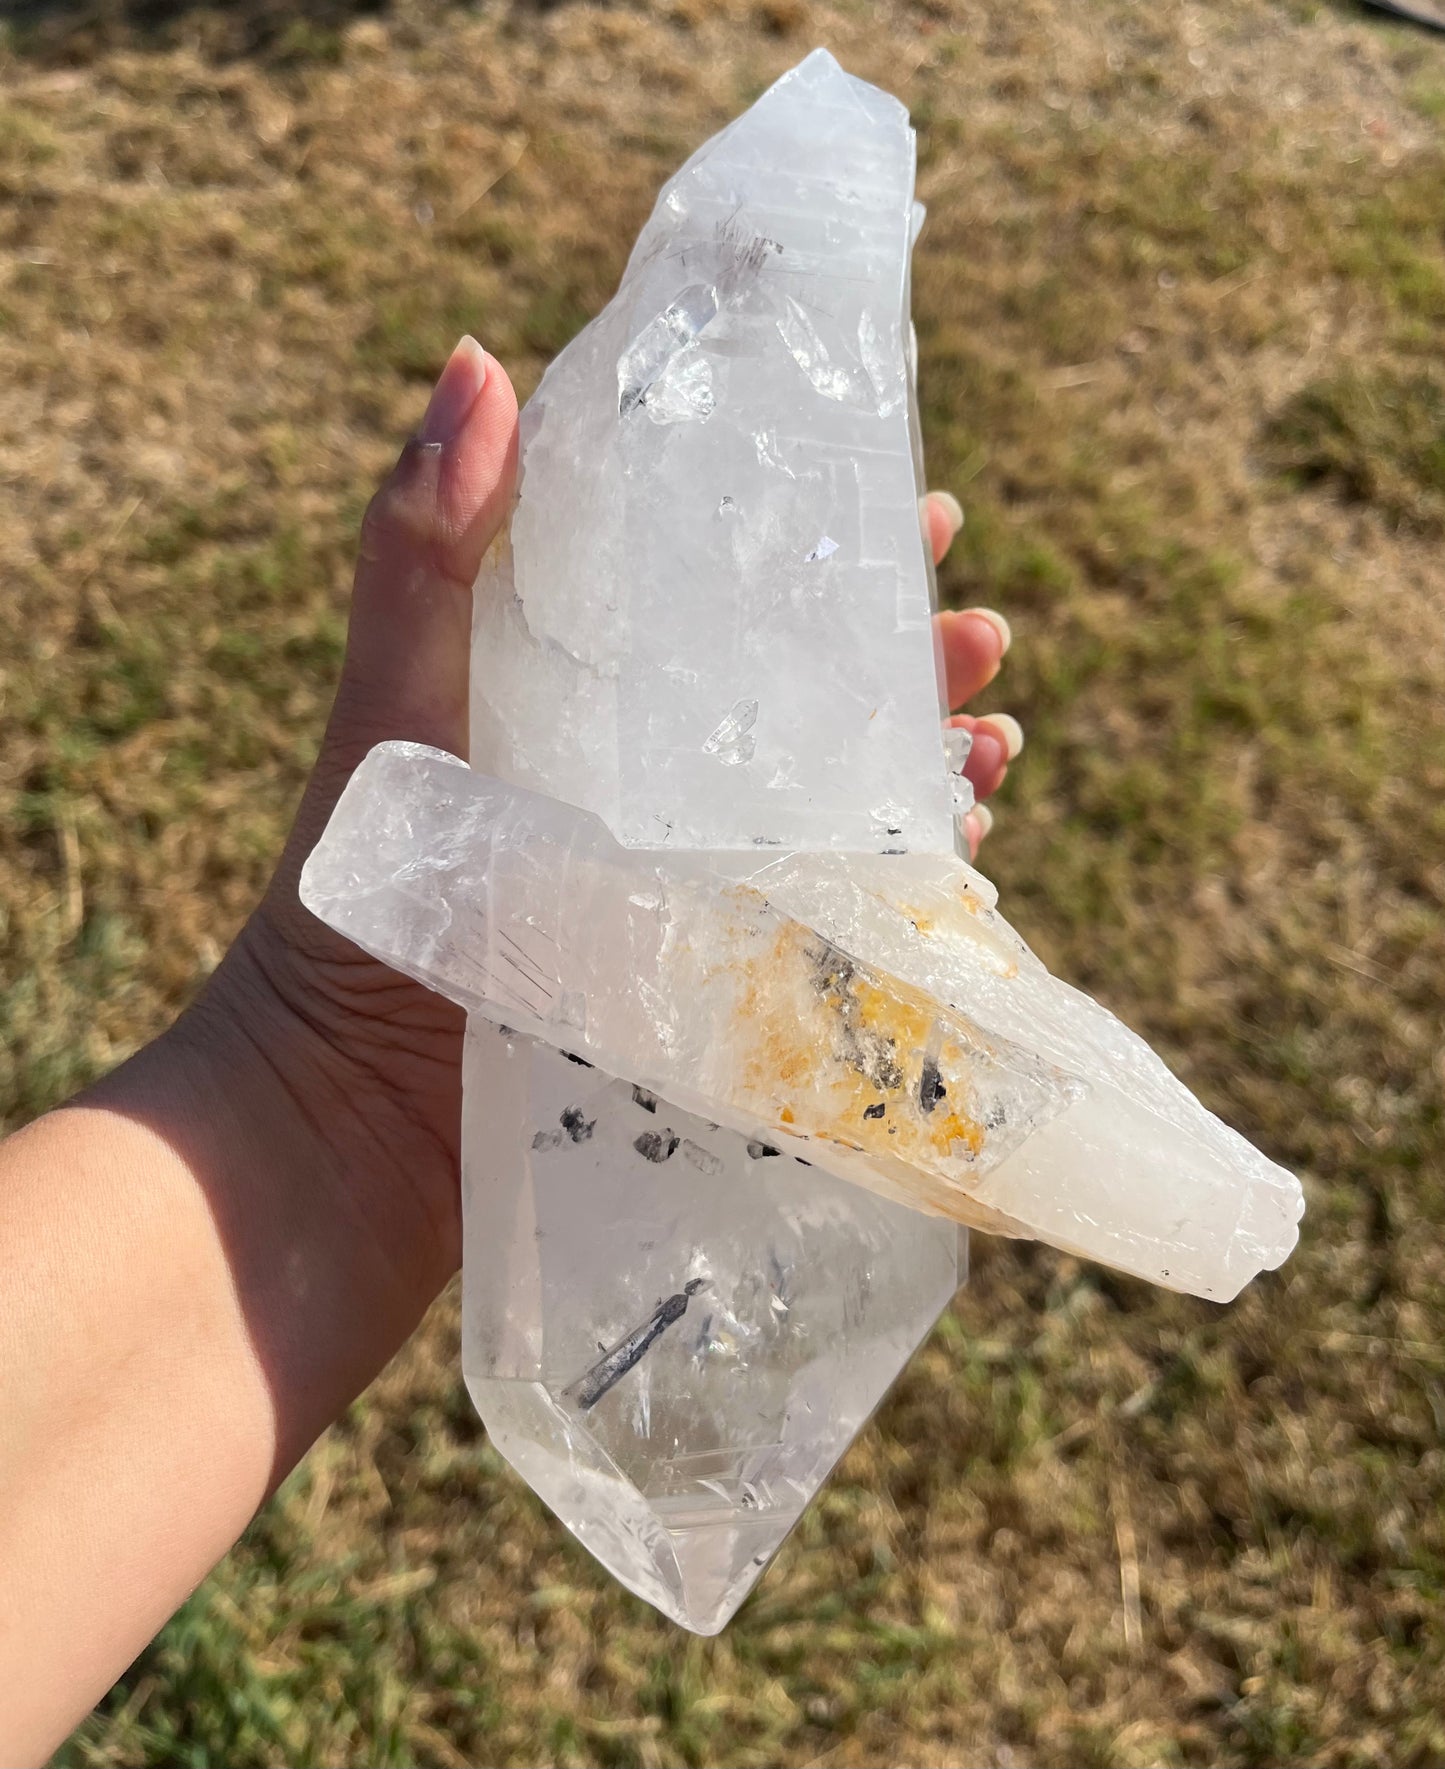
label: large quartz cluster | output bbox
[302,51,1303,1634]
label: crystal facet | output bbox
[300,49,1304,1634]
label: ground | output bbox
[1,0,1443,1763]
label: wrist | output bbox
[85,920,457,1481]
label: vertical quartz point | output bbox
[460,50,967,1626]
[460,53,970,1622]
[461,1024,964,1633]
[470,48,952,855]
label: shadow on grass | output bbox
[5,0,586,64]
[2,0,392,65]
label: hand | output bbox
[225,336,515,1266]
[0,337,523,1760]
[0,337,1023,1760]
[203,341,1023,1339]
[923,490,1021,860]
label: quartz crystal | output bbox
[301,50,1304,1634]
[460,1021,965,1628]
[305,740,1301,1294]
[469,48,953,855]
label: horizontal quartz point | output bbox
[301,741,1303,1303]
[470,46,953,855]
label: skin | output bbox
[0,339,1019,1763]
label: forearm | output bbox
[0,971,445,1762]
[0,1060,269,1760]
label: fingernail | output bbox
[972,801,994,837]
[418,335,488,445]
[982,713,1024,759]
[934,490,965,535]
[967,607,1012,655]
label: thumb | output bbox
[308,337,518,819]
[270,338,518,910]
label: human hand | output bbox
[189,337,519,1373]
[0,339,1022,1759]
[923,490,1021,860]
[182,341,1023,1408]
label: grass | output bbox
[0,0,1442,1763]
[1263,369,1445,531]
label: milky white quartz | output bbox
[302,744,1072,1238]
[470,49,953,854]
[301,49,1303,1634]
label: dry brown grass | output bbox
[2,1,1443,1764]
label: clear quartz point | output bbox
[301,48,1303,1634]
[470,48,952,855]
[461,1023,964,1632]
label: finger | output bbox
[935,606,1012,709]
[978,713,1024,763]
[963,802,994,861]
[926,490,964,565]
[330,337,519,776]
[946,713,1010,801]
